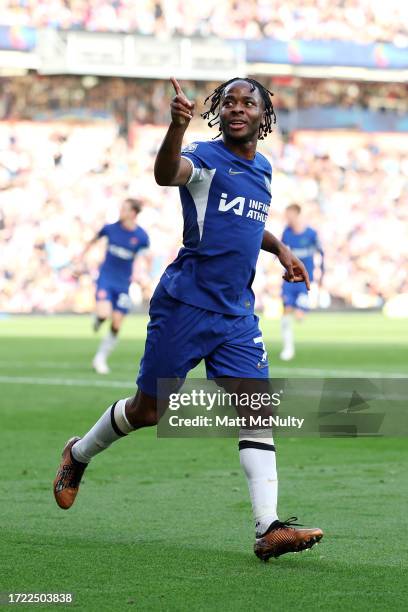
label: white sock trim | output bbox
[71,398,132,464]
[239,428,273,445]
[114,398,134,434]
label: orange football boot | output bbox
[53,437,87,510]
[254,517,323,561]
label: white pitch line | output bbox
[0,375,406,402]
[0,367,407,391]
[0,361,408,379]
[0,361,407,378]
[270,367,408,379]
[0,359,139,372]
[0,375,134,389]
[0,360,91,369]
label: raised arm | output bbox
[262,229,310,289]
[74,234,100,264]
[154,78,195,187]
[70,233,101,277]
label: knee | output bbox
[111,323,120,335]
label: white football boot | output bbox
[92,355,110,375]
[280,346,295,361]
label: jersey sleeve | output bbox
[313,229,325,273]
[312,229,323,253]
[97,224,109,239]
[180,142,207,185]
[141,230,150,249]
[134,229,150,253]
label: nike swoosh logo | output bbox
[229,168,244,175]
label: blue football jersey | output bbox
[281,226,321,281]
[98,222,149,289]
[160,139,272,315]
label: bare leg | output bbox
[93,308,124,374]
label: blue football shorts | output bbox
[95,279,132,314]
[137,283,269,397]
[282,281,309,311]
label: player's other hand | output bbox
[71,264,83,279]
[279,247,310,290]
[170,77,194,127]
[70,256,84,279]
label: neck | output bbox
[222,134,257,160]
[121,220,136,231]
[291,221,304,233]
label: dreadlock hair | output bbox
[201,77,277,140]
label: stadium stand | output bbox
[1,116,407,313]
[1,0,407,44]
[0,1,407,314]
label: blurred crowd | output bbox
[1,75,407,125]
[260,132,408,311]
[0,117,407,314]
[2,0,407,45]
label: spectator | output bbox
[0,117,407,313]
[1,76,407,125]
[1,0,407,45]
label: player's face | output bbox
[285,209,300,227]
[120,201,136,223]
[219,81,264,143]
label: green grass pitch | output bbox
[1,313,407,611]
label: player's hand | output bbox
[170,77,194,127]
[71,269,80,279]
[278,246,310,290]
[70,257,84,279]
[71,265,83,279]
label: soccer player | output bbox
[280,204,324,361]
[76,198,149,374]
[54,78,323,560]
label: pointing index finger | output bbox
[170,77,182,96]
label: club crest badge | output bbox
[182,143,198,153]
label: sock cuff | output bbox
[281,314,293,329]
[239,440,276,452]
[112,398,134,435]
[71,440,90,464]
[239,428,275,451]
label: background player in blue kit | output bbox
[54,77,323,560]
[76,198,149,374]
[280,204,324,361]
